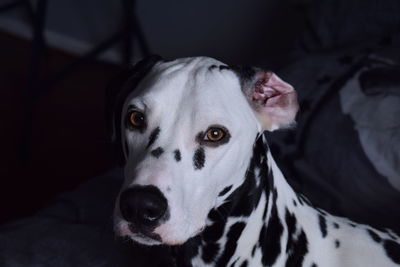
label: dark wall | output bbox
[0,0,306,66]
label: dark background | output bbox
[0,31,118,222]
[0,0,308,223]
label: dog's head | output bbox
[111,56,298,246]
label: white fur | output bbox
[114,57,260,245]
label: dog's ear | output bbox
[106,55,163,165]
[234,67,299,131]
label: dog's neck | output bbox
[174,134,310,267]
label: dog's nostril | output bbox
[119,185,168,226]
[143,204,164,222]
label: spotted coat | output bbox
[111,56,400,267]
[171,134,400,267]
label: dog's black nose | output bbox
[119,185,168,227]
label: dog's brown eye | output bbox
[129,111,145,128]
[205,127,226,142]
[196,125,230,146]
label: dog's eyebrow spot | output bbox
[208,65,231,72]
[219,65,231,71]
[193,147,205,170]
[147,127,161,148]
[218,185,233,197]
[318,214,328,238]
[208,65,218,71]
[151,147,164,158]
[174,149,181,162]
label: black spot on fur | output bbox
[293,199,297,206]
[272,187,278,202]
[218,185,233,197]
[285,230,308,267]
[208,65,217,71]
[231,65,256,88]
[311,263,318,267]
[193,147,205,170]
[383,239,400,264]
[333,222,340,229]
[285,208,297,253]
[251,245,257,257]
[335,239,340,248]
[316,208,327,216]
[262,202,268,221]
[151,147,164,158]
[200,134,273,266]
[207,207,223,222]
[147,127,160,148]
[240,260,248,267]
[259,202,284,266]
[202,219,225,242]
[367,229,382,243]
[174,149,181,162]
[202,242,220,263]
[297,194,304,205]
[262,187,277,221]
[386,231,397,240]
[349,223,356,227]
[216,222,246,267]
[229,259,238,267]
[318,214,327,238]
[172,235,201,267]
[299,195,313,206]
[218,136,270,218]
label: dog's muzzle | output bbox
[119,185,169,238]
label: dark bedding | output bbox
[270,47,400,232]
[267,0,400,232]
[0,169,132,267]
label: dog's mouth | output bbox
[128,223,162,242]
[115,218,207,246]
[115,220,163,245]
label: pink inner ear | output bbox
[252,71,295,106]
[247,71,298,131]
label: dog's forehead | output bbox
[133,57,248,115]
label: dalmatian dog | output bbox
[111,56,400,267]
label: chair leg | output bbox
[19,0,48,164]
[121,0,151,64]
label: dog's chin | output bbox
[153,223,206,246]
